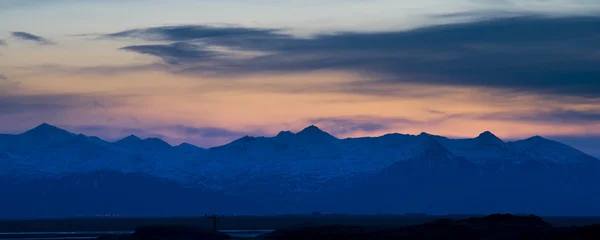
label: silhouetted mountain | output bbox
[114,135,143,147]
[174,142,204,155]
[115,135,172,151]
[475,130,505,145]
[295,125,337,143]
[1,124,599,217]
[21,123,75,144]
[511,135,598,164]
[0,123,75,155]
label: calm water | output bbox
[0,229,275,239]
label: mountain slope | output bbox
[511,136,599,164]
[0,171,256,218]
[0,123,599,216]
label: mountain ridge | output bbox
[9,123,592,154]
[3,123,596,168]
[1,123,599,217]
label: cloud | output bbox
[308,116,426,136]
[0,74,21,93]
[110,16,600,98]
[0,39,6,46]
[0,95,71,116]
[120,42,219,65]
[0,93,123,116]
[431,10,528,20]
[11,31,55,45]
[170,125,251,138]
[312,108,600,137]
[22,63,169,77]
[106,24,284,41]
[476,108,600,124]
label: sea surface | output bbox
[0,229,276,239]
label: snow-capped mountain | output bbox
[511,136,598,165]
[0,123,599,217]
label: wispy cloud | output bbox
[170,125,252,138]
[106,24,283,41]
[108,16,600,98]
[0,73,21,94]
[305,114,470,137]
[309,116,417,136]
[11,31,55,45]
[0,93,124,116]
[0,39,6,46]
[475,108,600,124]
[120,42,219,65]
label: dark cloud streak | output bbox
[11,31,55,45]
[308,115,447,136]
[106,25,285,41]
[171,125,251,138]
[475,108,600,124]
[111,16,600,98]
[120,42,218,65]
[0,95,71,115]
[0,94,125,116]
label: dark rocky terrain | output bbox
[257,214,600,240]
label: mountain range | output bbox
[1,123,599,218]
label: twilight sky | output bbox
[0,0,599,156]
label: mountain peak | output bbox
[123,134,142,141]
[512,135,595,164]
[296,125,337,142]
[276,130,294,138]
[529,135,546,141]
[22,123,73,137]
[37,123,54,128]
[478,130,494,137]
[177,142,196,147]
[299,125,323,133]
[176,142,202,149]
[114,135,142,145]
[29,123,62,132]
[475,131,504,145]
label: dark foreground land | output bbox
[0,215,440,232]
[260,214,600,239]
[2,214,600,232]
[106,215,600,240]
[3,214,600,239]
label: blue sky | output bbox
[0,0,599,156]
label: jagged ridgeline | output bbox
[1,123,599,217]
